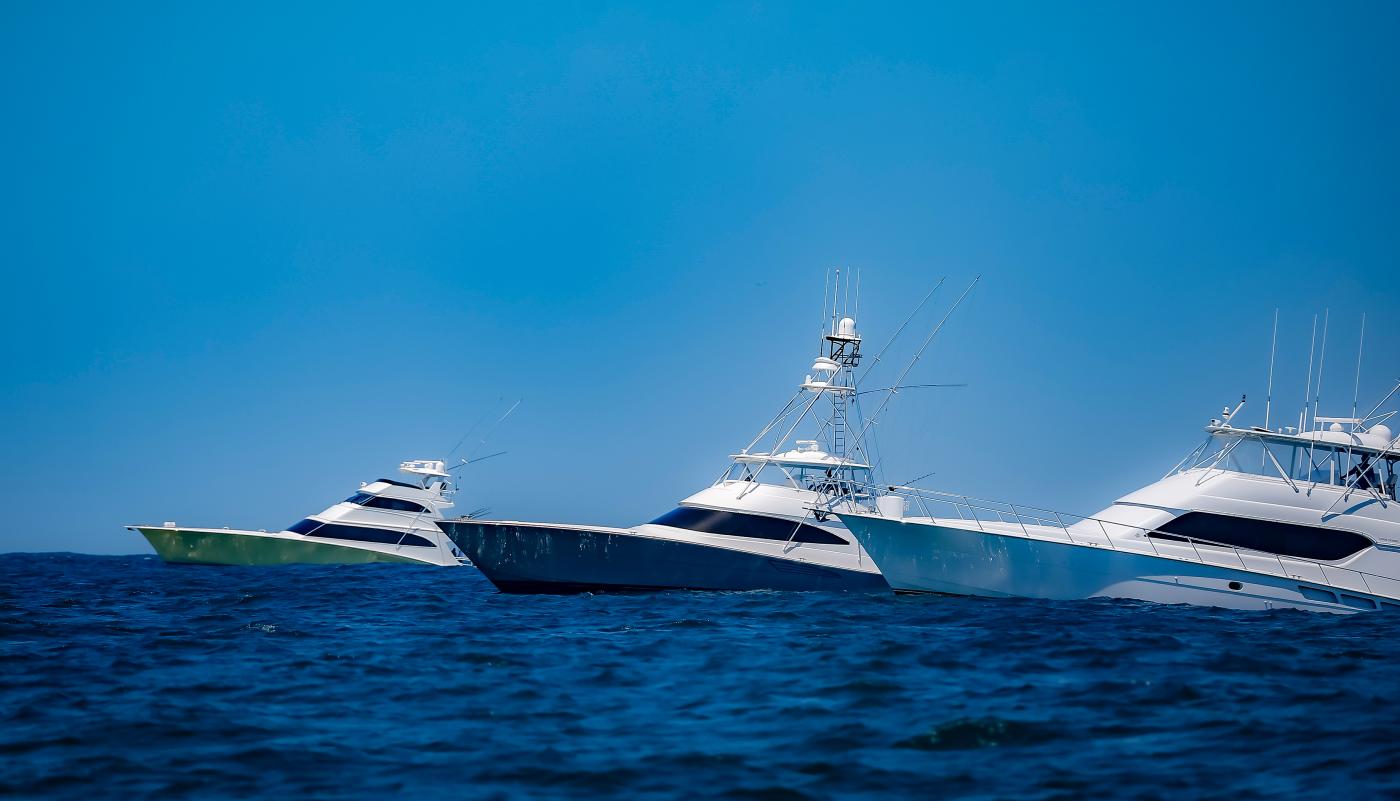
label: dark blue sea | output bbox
[3,554,1399,800]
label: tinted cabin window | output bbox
[287,518,435,548]
[1149,512,1371,561]
[344,493,430,514]
[650,507,847,545]
[363,496,430,514]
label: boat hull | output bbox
[839,514,1397,614]
[135,527,423,566]
[441,520,887,593]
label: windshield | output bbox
[1186,435,1397,497]
[723,462,872,492]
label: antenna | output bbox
[819,268,830,349]
[845,267,856,320]
[843,268,851,318]
[1264,308,1278,431]
[1302,314,1317,432]
[830,268,841,335]
[1352,312,1367,425]
[1313,308,1329,430]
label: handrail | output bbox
[857,482,1398,600]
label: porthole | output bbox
[1228,581,1243,591]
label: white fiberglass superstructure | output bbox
[839,382,1400,614]
[130,460,465,566]
[620,312,888,586]
[442,274,972,593]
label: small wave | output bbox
[896,717,1059,751]
[4,553,1400,800]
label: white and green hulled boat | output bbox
[128,460,466,567]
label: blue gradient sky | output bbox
[3,3,1397,554]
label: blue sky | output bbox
[3,2,1396,554]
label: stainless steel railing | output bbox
[849,483,1398,601]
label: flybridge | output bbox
[731,441,872,471]
[1178,375,1400,507]
[1210,421,1400,458]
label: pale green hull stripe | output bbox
[137,528,422,566]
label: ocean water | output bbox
[3,554,1399,800]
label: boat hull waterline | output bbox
[443,520,887,593]
[837,514,1398,615]
[135,527,427,566]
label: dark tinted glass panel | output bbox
[374,477,420,489]
[287,518,323,535]
[649,507,847,545]
[342,492,430,514]
[1150,512,1371,561]
[301,522,436,549]
[362,495,430,514]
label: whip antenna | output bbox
[1313,309,1330,430]
[1302,313,1317,432]
[1352,312,1367,423]
[819,268,831,349]
[1264,308,1278,431]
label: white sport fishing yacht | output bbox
[839,383,1400,614]
[441,275,970,593]
[129,460,465,566]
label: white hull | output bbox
[631,481,883,578]
[840,514,1400,614]
[130,525,460,566]
[130,468,465,567]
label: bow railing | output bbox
[845,483,1400,602]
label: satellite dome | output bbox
[1361,424,1394,450]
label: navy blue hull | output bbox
[441,521,887,593]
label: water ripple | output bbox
[3,553,1400,800]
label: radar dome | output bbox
[1363,424,1394,450]
[837,317,858,338]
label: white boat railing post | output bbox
[1357,571,1375,596]
[1008,503,1031,538]
[1230,544,1250,572]
[870,482,1399,604]
[964,496,984,531]
[1143,525,1165,558]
